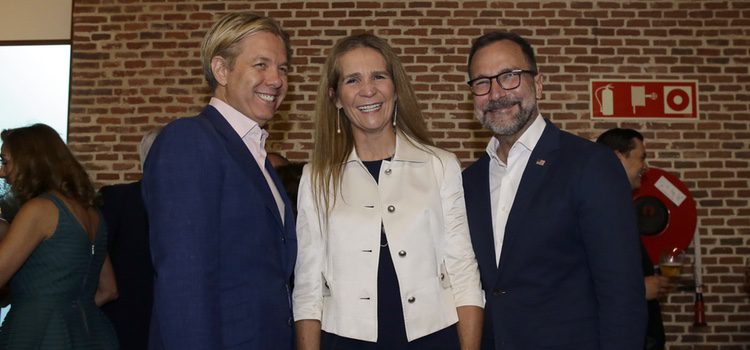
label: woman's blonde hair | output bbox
[311,33,433,216]
[200,12,291,91]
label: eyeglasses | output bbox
[467,69,537,96]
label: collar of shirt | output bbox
[209,97,285,223]
[485,114,546,167]
[209,97,269,149]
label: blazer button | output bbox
[385,168,392,175]
[492,288,506,296]
[387,205,395,213]
[407,296,416,303]
[398,250,407,257]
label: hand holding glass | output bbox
[659,248,684,278]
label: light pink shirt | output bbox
[486,114,545,265]
[209,97,285,223]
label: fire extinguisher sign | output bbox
[590,79,699,120]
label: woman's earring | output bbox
[336,108,342,134]
[392,106,397,128]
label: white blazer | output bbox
[293,132,483,342]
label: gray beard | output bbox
[479,99,538,137]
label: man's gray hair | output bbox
[139,127,162,169]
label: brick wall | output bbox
[71,0,749,347]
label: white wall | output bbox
[0,0,72,41]
[0,0,73,139]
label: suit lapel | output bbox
[202,106,285,229]
[264,158,297,275]
[264,158,293,228]
[464,155,500,279]
[497,120,560,274]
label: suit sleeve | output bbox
[141,120,222,350]
[292,164,325,321]
[438,152,484,308]
[577,148,647,350]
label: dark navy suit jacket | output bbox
[99,181,153,350]
[142,105,297,350]
[462,119,646,350]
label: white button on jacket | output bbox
[293,132,484,342]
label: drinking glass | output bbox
[659,247,684,278]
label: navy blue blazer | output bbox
[462,119,646,350]
[142,105,297,350]
[99,181,153,350]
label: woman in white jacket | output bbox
[293,33,483,350]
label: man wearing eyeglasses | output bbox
[461,32,646,350]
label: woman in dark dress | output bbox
[0,124,119,349]
[293,34,483,350]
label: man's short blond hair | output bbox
[200,12,291,91]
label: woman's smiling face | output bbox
[334,47,396,139]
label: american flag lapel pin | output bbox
[535,159,546,166]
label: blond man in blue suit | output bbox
[142,13,296,350]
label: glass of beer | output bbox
[659,247,684,278]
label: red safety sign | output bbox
[590,80,699,120]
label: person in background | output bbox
[0,195,19,224]
[99,127,161,350]
[0,187,19,313]
[141,12,296,350]
[275,162,305,217]
[597,127,669,350]
[0,215,8,307]
[461,31,646,349]
[267,152,304,216]
[294,33,483,350]
[0,217,7,239]
[268,151,291,168]
[0,123,118,349]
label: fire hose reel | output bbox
[632,168,697,265]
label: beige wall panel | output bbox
[0,0,72,41]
